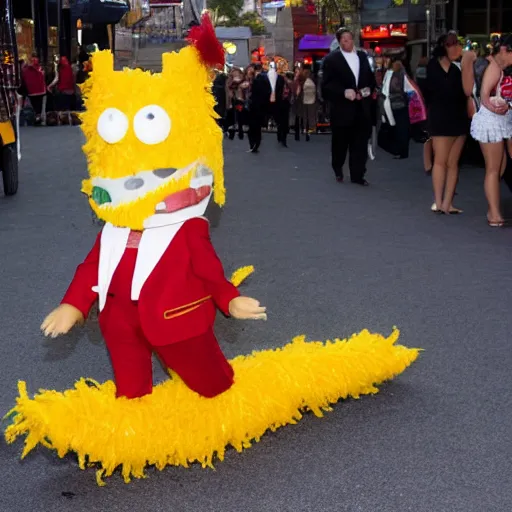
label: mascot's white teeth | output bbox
[91,162,211,208]
[153,166,213,215]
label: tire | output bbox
[2,143,19,196]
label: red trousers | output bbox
[99,245,234,399]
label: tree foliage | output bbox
[207,0,266,35]
[237,12,266,35]
[207,0,244,24]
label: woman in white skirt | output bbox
[470,35,512,227]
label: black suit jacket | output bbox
[273,75,290,107]
[212,73,227,117]
[249,73,271,113]
[321,49,376,128]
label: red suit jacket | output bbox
[61,218,240,346]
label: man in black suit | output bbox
[322,28,376,185]
[247,63,271,153]
[269,63,291,147]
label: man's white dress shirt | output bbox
[341,49,360,84]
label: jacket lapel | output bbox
[131,222,185,300]
[338,50,357,88]
[356,51,366,88]
[98,223,130,311]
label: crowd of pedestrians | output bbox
[212,61,320,152]
[233,29,512,228]
[18,45,91,126]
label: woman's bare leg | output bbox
[500,147,507,177]
[432,136,456,210]
[423,138,433,172]
[441,135,466,213]
[481,141,505,223]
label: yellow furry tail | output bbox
[230,265,255,287]
[4,328,420,486]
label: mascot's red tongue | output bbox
[159,185,211,214]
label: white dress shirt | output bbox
[341,49,360,84]
[268,68,277,102]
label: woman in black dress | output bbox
[426,32,467,214]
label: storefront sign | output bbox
[361,24,408,39]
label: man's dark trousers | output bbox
[331,105,370,182]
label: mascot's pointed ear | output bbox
[186,13,225,69]
[90,50,114,76]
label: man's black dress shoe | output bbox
[351,179,369,186]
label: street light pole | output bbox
[56,0,61,57]
[426,5,431,58]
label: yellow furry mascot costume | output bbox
[4,15,420,486]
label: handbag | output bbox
[408,91,427,124]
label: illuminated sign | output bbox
[2,50,14,65]
[361,24,408,39]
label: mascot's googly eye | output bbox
[97,108,129,144]
[133,105,171,145]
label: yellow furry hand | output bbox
[41,304,84,338]
[229,296,267,321]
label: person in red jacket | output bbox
[48,56,76,111]
[40,20,267,400]
[21,54,46,124]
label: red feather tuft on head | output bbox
[187,13,225,69]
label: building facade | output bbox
[13,0,131,64]
[361,0,427,25]
[447,0,511,36]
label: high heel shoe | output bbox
[487,218,510,227]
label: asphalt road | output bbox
[1,127,511,512]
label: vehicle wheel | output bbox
[2,143,18,196]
